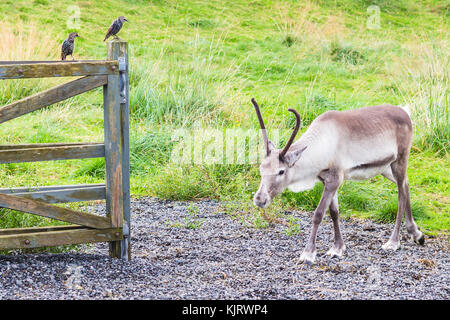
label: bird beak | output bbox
[124,19,129,22]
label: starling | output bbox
[104,16,128,42]
[61,32,80,61]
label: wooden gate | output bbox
[0,41,131,260]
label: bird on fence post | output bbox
[104,16,128,42]
[61,32,80,61]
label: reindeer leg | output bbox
[299,169,342,265]
[404,177,424,245]
[326,193,346,257]
[382,160,406,251]
[382,158,424,249]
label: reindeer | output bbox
[251,98,425,265]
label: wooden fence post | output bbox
[105,40,131,260]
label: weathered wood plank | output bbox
[110,40,131,260]
[103,81,123,212]
[0,61,118,79]
[105,41,126,259]
[104,73,124,257]
[0,183,104,194]
[0,227,122,249]
[0,185,106,204]
[0,183,105,194]
[0,143,105,164]
[0,194,111,229]
[0,225,83,236]
[0,184,104,194]
[0,76,107,124]
[0,142,91,150]
[0,60,112,65]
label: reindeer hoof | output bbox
[326,244,346,258]
[414,233,425,245]
[299,250,316,265]
[382,240,400,251]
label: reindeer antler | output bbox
[251,98,270,156]
[279,108,301,159]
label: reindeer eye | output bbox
[278,169,285,175]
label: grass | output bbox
[0,0,448,240]
[165,203,204,229]
[394,43,449,154]
[0,22,59,106]
[374,197,429,223]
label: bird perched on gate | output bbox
[104,16,128,42]
[61,32,80,61]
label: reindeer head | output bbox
[252,98,306,208]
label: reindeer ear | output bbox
[283,146,307,167]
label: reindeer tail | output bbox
[401,103,412,117]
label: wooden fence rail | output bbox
[0,61,118,79]
[0,184,106,204]
[0,75,107,124]
[0,41,131,260]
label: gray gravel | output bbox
[0,197,448,299]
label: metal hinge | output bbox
[118,56,126,72]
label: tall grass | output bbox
[129,33,244,127]
[0,23,58,105]
[271,1,347,52]
[395,41,449,155]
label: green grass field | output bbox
[0,0,448,237]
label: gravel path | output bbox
[0,198,448,299]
